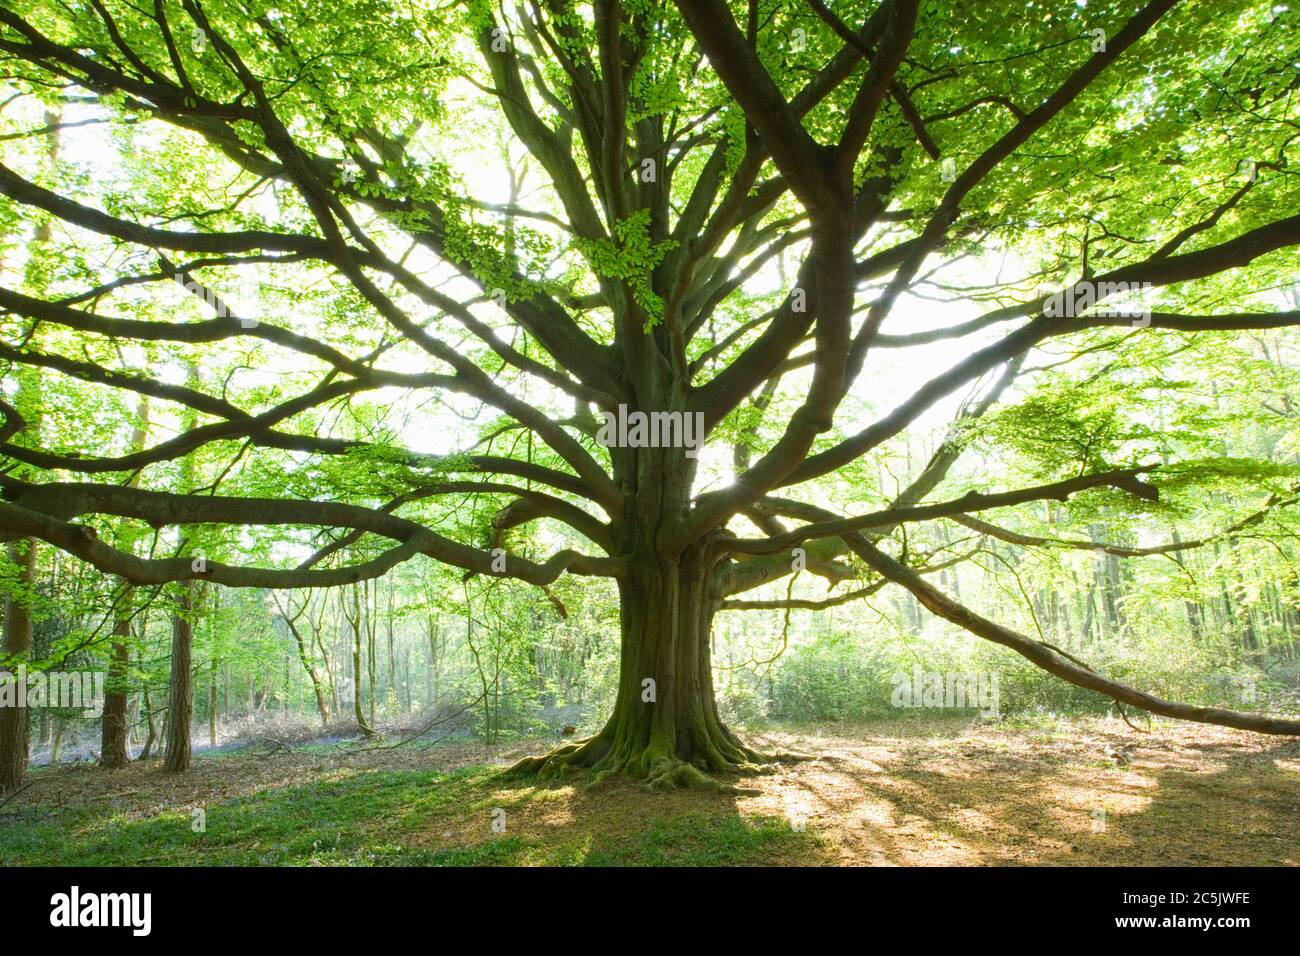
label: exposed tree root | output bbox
[506,727,797,793]
[507,738,594,778]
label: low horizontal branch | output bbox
[0,483,624,588]
[852,538,1300,736]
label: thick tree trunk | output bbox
[0,538,37,791]
[162,583,193,773]
[512,543,773,790]
[99,601,131,769]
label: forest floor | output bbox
[2,714,1298,866]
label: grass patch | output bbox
[0,763,815,867]
[1,766,491,866]
[583,814,813,866]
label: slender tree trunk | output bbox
[103,394,150,767]
[139,674,157,760]
[289,617,329,725]
[0,539,37,790]
[1081,580,1097,644]
[386,578,396,708]
[156,713,166,759]
[312,596,337,718]
[464,603,493,742]
[366,581,376,725]
[162,363,198,772]
[426,617,440,707]
[209,657,218,748]
[99,605,132,769]
[126,693,139,749]
[352,628,367,731]
[402,642,411,713]
[162,584,193,772]
[346,584,372,736]
[319,635,337,718]
[1171,531,1203,640]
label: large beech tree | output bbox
[0,0,1298,791]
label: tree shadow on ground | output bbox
[721,719,1300,865]
[4,717,1296,865]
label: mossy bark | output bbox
[511,543,772,791]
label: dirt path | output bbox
[6,716,1298,865]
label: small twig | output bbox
[1039,640,1149,733]
[0,781,34,810]
[1113,702,1149,733]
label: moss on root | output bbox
[506,730,807,793]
